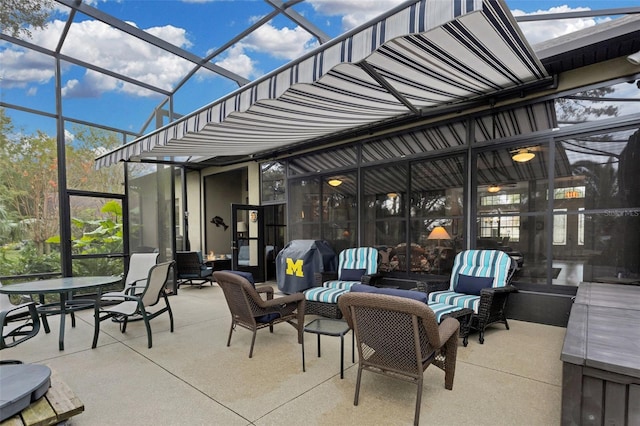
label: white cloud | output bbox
[1,18,196,98]
[0,46,56,89]
[240,22,319,60]
[308,0,406,31]
[212,21,319,80]
[214,44,259,80]
[64,129,75,142]
[511,6,600,45]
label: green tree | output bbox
[0,128,59,255]
[0,0,54,38]
[66,125,124,194]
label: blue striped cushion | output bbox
[304,287,348,304]
[338,247,379,278]
[323,280,357,291]
[428,290,480,313]
[428,302,464,323]
[449,250,512,291]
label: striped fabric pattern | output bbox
[95,0,548,169]
[428,292,480,313]
[449,250,512,291]
[428,302,464,323]
[304,247,378,303]
[428,249,512,313]
[338,247,379,277]
[304,287,348,304]
[323,281,357,291]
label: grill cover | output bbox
[276,240,337,294]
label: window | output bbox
[553,209,567,245]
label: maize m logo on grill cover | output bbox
[285,258,304,277]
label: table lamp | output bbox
[237,221,248,237]
[427,226,451,247]
[427,226,451,274]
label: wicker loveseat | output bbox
[424,249,516,344]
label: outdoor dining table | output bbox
[0,276,121,350]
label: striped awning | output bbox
[95,0,548,169]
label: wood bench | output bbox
[1,369,84,426]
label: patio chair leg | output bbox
[40,313,50,334]
[226,322,234,347]
[92,315,101,348]
[301,334,305,372]
[414,378,423,426]
[478,330,485,344]
[143,315,152,349]
[354,366,363,405]
[249,330,257,358]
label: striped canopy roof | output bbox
[95,0,548,169]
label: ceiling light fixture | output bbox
[512,148,535,163]
[387,192,398,199]
[328,179,342,187]
[487,185,501,193]
[627,50,640,66]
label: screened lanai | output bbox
[1,0,640,327]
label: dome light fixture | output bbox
[627,50,640,66]
[512,148,535,163]
[487,185,501,193]
[327,178,342,187]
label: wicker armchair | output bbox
[304,247,380,318]
[213,271,305,359]
[338,292,459,426]
[424,249,516,344]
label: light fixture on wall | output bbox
[487,185,501,193]
[328,178,342,187]
[512,148,535,163]
[627,50,640,65]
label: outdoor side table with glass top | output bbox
[302,318,354,379]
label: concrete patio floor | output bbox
[1,282,566,425]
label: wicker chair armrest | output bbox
[257,286,274,300]
[480,285,517,296]
[259,292,304,309]
[314,271,338,286]
[361,273,382,285]
[437,317,460,347]
[416,280,449,295]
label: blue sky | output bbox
[1,0,638,138]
